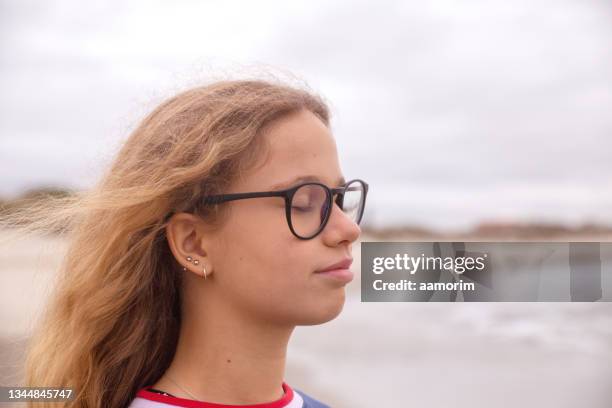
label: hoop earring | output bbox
[202,265,207,280]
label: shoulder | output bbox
[292,387,332,408]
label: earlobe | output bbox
[181,255,210,279]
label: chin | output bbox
[296,292,346,326]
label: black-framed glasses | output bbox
[199,179,369,240]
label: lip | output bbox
[315,258,354,283]
[315,268,354,283]
[316,258,353,273]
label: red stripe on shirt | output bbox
[135,382,294,408]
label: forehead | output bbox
[239,109,343,189]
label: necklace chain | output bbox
[165,374,199,400]
[163,375,286,402]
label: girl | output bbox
[18,79,368,407]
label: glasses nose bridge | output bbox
[330,186,346,208]
[329,181,367,227]
[328,188,358,226]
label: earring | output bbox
[183,255,193,272]
[183,255,207,279]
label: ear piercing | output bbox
[184,256,208,279]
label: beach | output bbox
[1,229,611,407]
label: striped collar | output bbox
[134,382,303,408]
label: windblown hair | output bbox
[5,79,329,408]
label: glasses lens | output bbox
[340,180,365,224]
[290,184,329,238]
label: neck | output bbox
[154,279,295,405]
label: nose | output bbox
[321,200,361,244]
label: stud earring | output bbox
[183,255,193,272]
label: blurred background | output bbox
[1,0,611,407]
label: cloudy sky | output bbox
[1,0,611,230]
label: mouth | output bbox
[314,258,354,283]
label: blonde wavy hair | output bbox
[4,79,329,408]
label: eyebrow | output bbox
[271,175,346,190]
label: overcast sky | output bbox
[1,0,611,230]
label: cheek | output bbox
[213,208,346,325]
[213,209,305,294]
[231,233,307,295]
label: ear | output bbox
[165,212,214,279]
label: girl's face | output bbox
[206,109,362,326]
